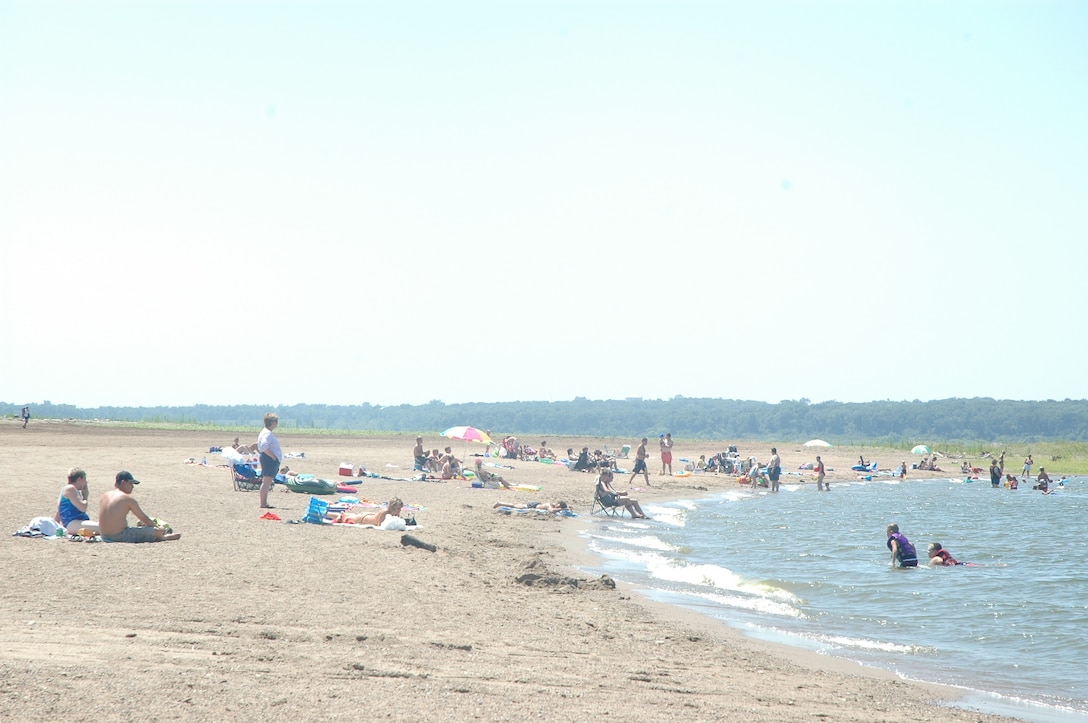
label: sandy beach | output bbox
[0,421,1014,722]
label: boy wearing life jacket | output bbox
[886,523,918,568]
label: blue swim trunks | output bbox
[633,458,647,474]
[260,452,279,478]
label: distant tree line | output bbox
[4,397,1088,443]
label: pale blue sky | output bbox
[2,1,1086,408]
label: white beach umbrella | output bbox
[803,439,832,447]
[911,445,931,455]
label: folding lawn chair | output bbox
[591,489,628,518]
[229,462,262,492]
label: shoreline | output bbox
[0,422,1019,721]
[559,485,1059,723]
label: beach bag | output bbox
[302,497,329,524]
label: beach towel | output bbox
[13,516,63,538]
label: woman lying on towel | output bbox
[492,500,568,512]
[326,498,405,527]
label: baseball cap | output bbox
[116,470,141,485]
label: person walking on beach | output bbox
[257,412,283,509]
[886,523,918,568]
[815,455,827,491]
[21,406,30,429]
[659,433,673,476]
[768,447,782,492]
[630,437,651,487]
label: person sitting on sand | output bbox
[593,449,614,471]
[961,461,972,474]
[232,437,257,455]
[474,458,511,488]
[54,467,99,535]
[425,449,443,472]
[538,441,556,460]
[328,498,404,526]
[441,451,462,480]
[572,447,593,472]
[98,471,181,543]
[413,436,428,471]
[596,468,648,519]
[927,542,962,566]
[492,500,569,513]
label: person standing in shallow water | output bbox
[768,447,782,493]
[257,412,283,509]
[815,455,827,491]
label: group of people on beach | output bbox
[45,410,287,543]
[414,437,479,480]
[53,467,181,543]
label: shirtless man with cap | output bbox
[98,471,181,543]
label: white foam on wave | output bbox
[682,588,803,618]
[593,533,677,552]
[629,551,801,605]
[644,505,685,526]
[810,632,927,655]
[719,488,757,502]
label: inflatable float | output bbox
[286,475,339,495]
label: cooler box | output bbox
[339,463,354,476]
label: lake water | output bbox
[580,474,1088,722]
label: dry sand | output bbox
[0,421,1013,722]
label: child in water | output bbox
[927,542,963,566]
[886,523,918,568]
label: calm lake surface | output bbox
[582,474,1088,722]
